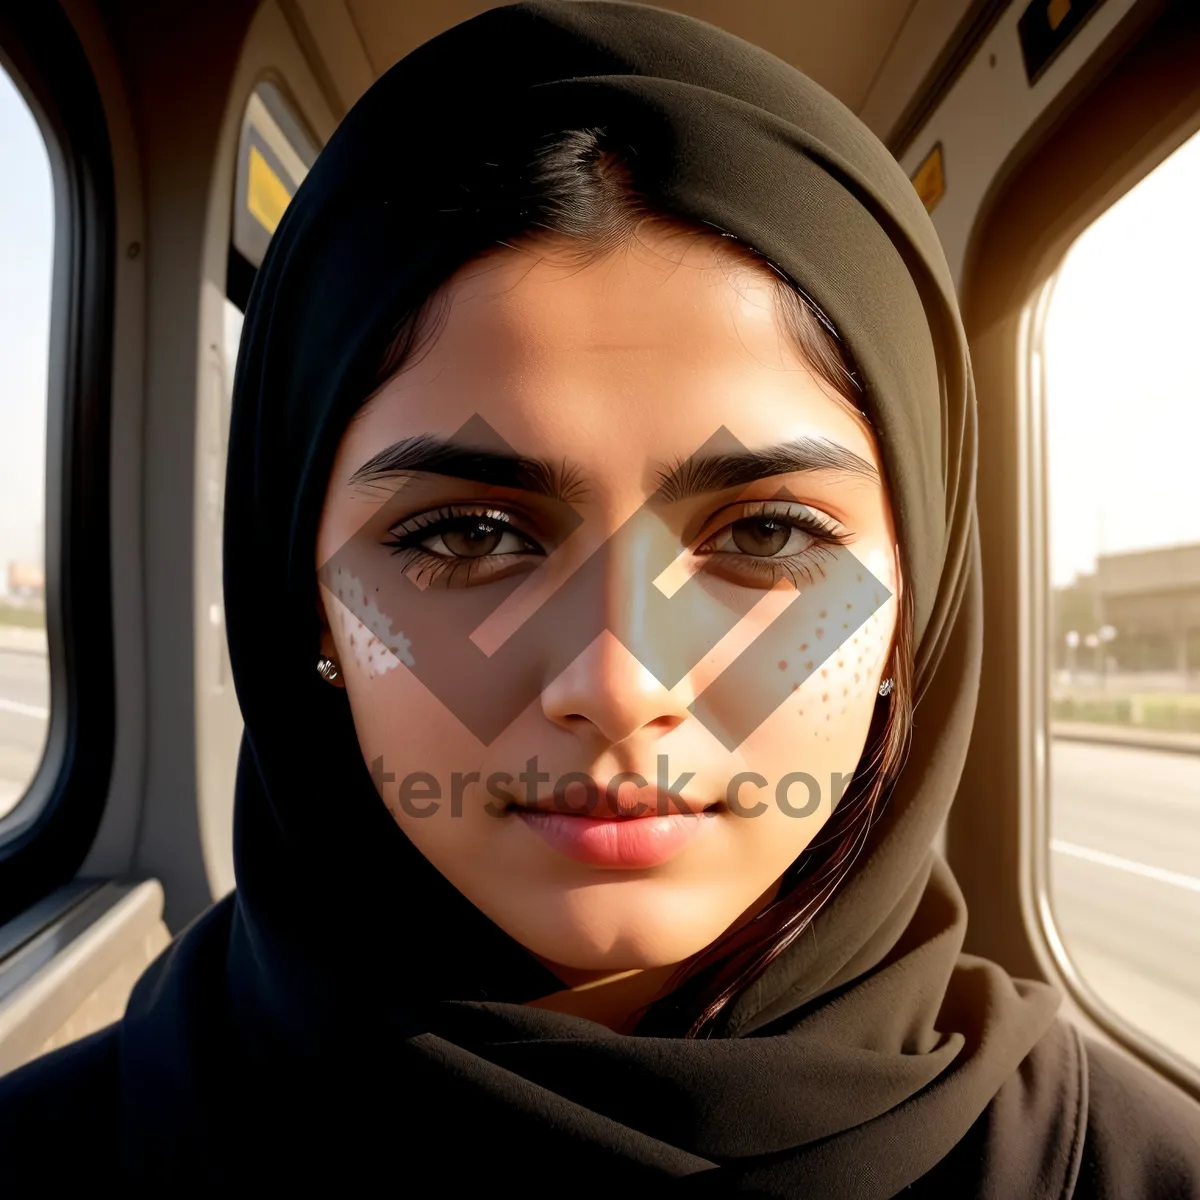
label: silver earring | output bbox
[878,677,894,697]
[316,655,340,683]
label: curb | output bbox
[0,628,47,657]
[0,625,48,656]
[1051,721,1200,757]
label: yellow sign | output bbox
[247,144,292,235]
[1047,0,1071,32]
[911,143,946,214]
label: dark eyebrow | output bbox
[349,434,588,504]
[652,436,879,502]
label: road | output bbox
[0,646,49,819]
[1050,739,1200,1067]
[1,646,1198,1063]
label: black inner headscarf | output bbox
[117,2,1073,1192]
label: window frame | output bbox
[0,1,116,924]
[954,0,1200,1100]
[1025,165,1200,1094]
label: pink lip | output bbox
[514,809,715,868]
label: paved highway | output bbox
[1050,738,1200,1067]
[1,646,1197,1065]
[0,646,49,819]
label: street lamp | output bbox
[1065,630,1080,683]
[1097,625,1117,689]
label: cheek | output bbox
[719,584,898,893]
[322,575,475,794]
[743,626,885,789]
[767,566,898,745]
[320,607,506,878]
[784,595,896,731]
[322,569,416,679]
[788,627,886,746]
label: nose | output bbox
[541,628,691,749]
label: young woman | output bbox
[3,1,1199,1193]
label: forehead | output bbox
[337,233,880,485]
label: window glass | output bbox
[0,65,53,820]
[1044,127,1200,1068]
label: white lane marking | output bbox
[1052,839,1200,895]
[0,697,49,720]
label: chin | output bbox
[505,879,741,972]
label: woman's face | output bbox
[315,226,900,977]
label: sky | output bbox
[1043,126,1200,587]
[0,63,1197,596]
[0,65,52,590]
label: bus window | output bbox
[0,64,52,822]
[1044,126,1200,1070]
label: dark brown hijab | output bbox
[113,2,1074,1191]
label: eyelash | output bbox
[382,505,544,587]
[381,501,851,589]
[693,500,852,589]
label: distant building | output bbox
[1054,543,1200,674]
[6,561,45,606]
[1093,543,1200,673]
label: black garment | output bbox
[4,991,1200,1195]
[2,2,1199,1194]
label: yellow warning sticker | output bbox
[247,144,292,235]
[911,143,946,214]
[1047,0,1072,32]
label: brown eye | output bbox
[439,519,506,558]
[693,502,847,592]
[730,517,793,557]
